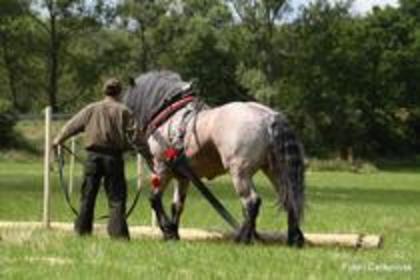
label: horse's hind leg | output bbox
[263,168,304,247]
[230,169,261,244]
[286,205,304,247]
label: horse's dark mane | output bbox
[123,70,192,131]
[134,70,184,85]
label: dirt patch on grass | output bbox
[24,256,73,265]
[0,228,35,245]
[0,256,73,266]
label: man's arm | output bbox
[53,106,91,146]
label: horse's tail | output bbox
[267,113,305,224]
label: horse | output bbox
[124,71,306,246]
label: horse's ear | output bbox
[128,77,135,87]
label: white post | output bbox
[68,137,76,194]
[43,106,52,228]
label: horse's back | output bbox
[196,102,276,173]
[208,102,277,137]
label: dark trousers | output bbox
[74,150,130,239]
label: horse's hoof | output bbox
[253,231,262,241]
[234,235,252,244]
[162,223,180,241]
[163,233,180,241]
[163,228,180,241]
[234,227,254,244]
[287,228,305,248]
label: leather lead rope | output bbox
[55,148,80,217]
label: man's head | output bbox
[103,78,122,97]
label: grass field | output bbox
[0,158,419,279]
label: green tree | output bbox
[0,0,35,111]
[27,0,113,112]
[284,0,419,157]
[117,0,170,73]
[228,0,291,105]
[283,0,363,158]
[155,0,241,103]
[0,98,17,147]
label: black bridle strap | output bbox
[56,148,80,216]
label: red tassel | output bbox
[164,147,179,161]
[151,174,161,189]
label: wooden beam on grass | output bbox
[0,221,382,249]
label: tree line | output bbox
[0,0,419,159]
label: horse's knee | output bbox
[151,172,170,191]
[151,174,162,191]
[231,170,253,197]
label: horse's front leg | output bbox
[231,169,261,244]
[149,168,179,240]
[170,179,189,234]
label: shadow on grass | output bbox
[309,185,420,206]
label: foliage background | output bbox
[0,0,419,159]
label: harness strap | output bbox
[146,95,195,136]
[168,102,196,151]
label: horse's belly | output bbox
[186,142,226,180]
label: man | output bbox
[53,78,136,240]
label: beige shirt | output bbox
[55,97,137,151]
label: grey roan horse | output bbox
[124,71,305,246]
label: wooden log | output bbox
[255,232,383,249]
[0,221,382,249]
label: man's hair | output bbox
[103,78,122,96]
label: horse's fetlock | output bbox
[287,227,305,248]
[234,224,254,244]
[162,222,179,240]
[246,196,262,220]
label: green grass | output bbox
[0,159,419,279]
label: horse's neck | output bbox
[157,105,197,143]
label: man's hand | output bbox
[50,138,62,171]
[52,138,61,153]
